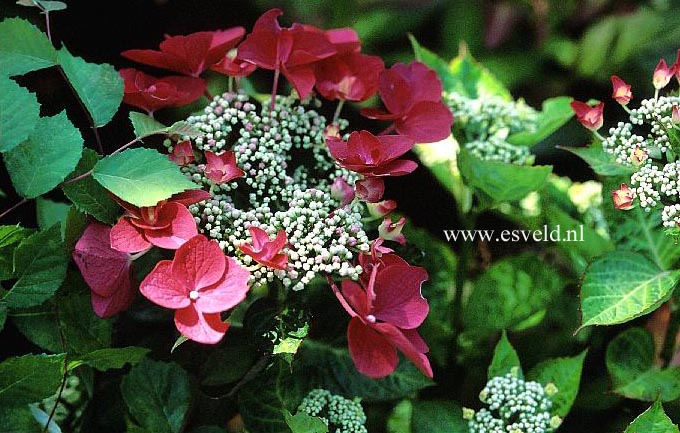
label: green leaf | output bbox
[285,411,328,433]
[625,400,679,433]
[63,206,89,253]
[0,406,40,433]
[4,111,83,199]
[16,0,68,11]
[560,143,635,177]
[0,225,32,280]
[0,18,57,76]
[488,331,522,380]
[130,112,169,138]
[92,147,197,207]
[606,327,680,401]
[167,120,203,138]
[36,198,70,236]
[69,347,150,371]
[0,354,64,406]
[0,77,40,153]
[411,400,467,433]
[528,351,587,418]
[4,225,67,308]
[447,49,511,100]
[579,251,680,330]
[56,46,123,127]
[408,35,457,96]
[507,97,574,146]
[457,148,552,202]
[0,303,6,332]
[62,149,120,225]
[121,359,190,433]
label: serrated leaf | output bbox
[0,77,40,153]
[411,400,467,433]
[0,18,57,76]
[121,359,190,433]
[625,400,679,433]
[57,46,122,127]
[606,327,680,401]
[69,347,150,371]
[0,406,40,433]
[17,0,68,11]
[4,225,67,308]
[0,225,32,280]
[0,354,64,406]
[560,143,635,177]
[167,120,203,138]
[285,411,328,433]
[579,251,680,330]
[507,97,574,146]
[528,351,586,418]
[4,111,83,198]
[62,149,120,224]
[92,147,197,207]
[129,112,169,138]
[64,206,89,253]
[446,49,511,100]
[36,198,70,237]
[488,330,522,380]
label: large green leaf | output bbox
[447,50,511,100]
[528,351,586,418]
[0,303,6,333]
[0,18,57,76]
[36,198,70,236]
[458,148,552,202]
[0,77,40,153]
[4,225,67,309]
[488,331,522,380]
[121,359,190,433]
[92,147,197,207]
[69,347,150,371]
[0,225,32,280]
[4,111,83,198]
[606,327,680,401]
[579,251,680,330]
[624,400,679,433]
[285,411,328,433]
[561,143,635,177]
[506,97,574,146]
[411,400,467,433]
[57,46,122,127]
[62,149,120,225]
[0,406,40,433]
[0,354,64,406]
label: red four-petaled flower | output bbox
[239,226,288,270]
[204,151,245,184]
[326,130,416,177]
[570,100,604,131]
[119,68,206,115]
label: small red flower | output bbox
[326,130,416,177]
[120,68,206,115]
[237,9,337,100]
[570,100,604,131]
[332,262,431,379]
[361,61,454,143]
[110,189,211,253]
[367,200,397,218]
[378,216,407,245]
[612,184,635,210]
[211,50,257,78]
[611,75,632,105]
[204,151,244,184]
[169,141,195,166]
[331,177,355,208]
[73,223,136,318]
[355,178,385,203]
[653,58,674,90]
[122,28,246,77]
[140,235,250,344]
[239,226,288,270]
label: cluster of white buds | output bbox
[172,92,370,289]
[464,373,561,433]
[298,388,368,433]
[445,92,538,164]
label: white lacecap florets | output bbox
[467,374,560,433]
[445,92,538,165]
[175,92,370,289]
[298,389,368,433]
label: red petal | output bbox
[195,256,251,313]
[206,27,246,65]
[170,189,211,206]
[392,62,442,103]
[372,265,429,329]
[340,280,369,317]
[395,101,453,143]
[157,32,213,76]
[375,322,433,378]
[360,107,399,121]
[110,218,152,253]
[90,270,136,319]
[175,306,229,344]
[145,203,198,250]
[348,318,399,378]
[237,9,283,70]
[139,260,190,309]
[376,134,416,161]
[171,235,226,290]
[283,64,317,100]
[371,159,418,177]
[325,28,361,53]
[378,68,413,116]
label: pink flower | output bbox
[73,223,136,318]
[673,105,680,124]
[204,151,244,184]
[611,75,632,105]
[110,189,211,253]
[122,28,246,77]
[570,100,604,131]
[332,262,431,378]
[331,177,355,208]
[612,184,635,210]
[355,178,385,203]
[119,68,206,115]
[367,200,397,218]
[239,226,288,270]
[140,235,250,344]
[237,9,336,100]
[361,62,454,143]
[653,58,674,90]
[326,130,416,177]
[378,216,407,245]
[169,140,195,166]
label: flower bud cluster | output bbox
[445,92,538,164]
[298,388,368,433]
[176,92,369,289]
[466,373,559,433]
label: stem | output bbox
[57,66,104,154]
[270,68,280,112]
[204,89,214,101]
[325,274,357,317]
[223,355,270,399]
[110,136,142,156]
[662,300,680,366]
[61,169,94,187]
[332,99,345,124]
[228,77,234,94]
[43,10,53,44]
[0,199,28,221]
[44,306,68,433]
[593,130,605,142]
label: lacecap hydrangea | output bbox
[298,388,368,433]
